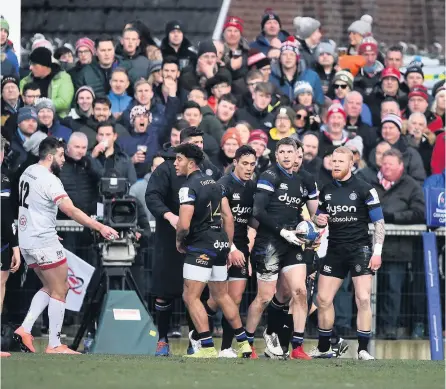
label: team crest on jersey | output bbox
[206,169,213,176]
[279,183,288,190]
[233,193,240,200]
[349,192,357,201]
[19,215,27,231]
[296,253,302,261]
[325,194,332,200]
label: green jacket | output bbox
[20,65,74,118]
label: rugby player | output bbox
[174,143,252,358]
[311,146,385,360]
[0,137,21,357]
[13,137,119,354]
[246,137,319,360]
[207,145,256,358]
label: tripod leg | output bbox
[125,269,149,312]
[70,271,105,350]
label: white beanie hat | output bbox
[347,15,373,36]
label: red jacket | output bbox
[431,130,445,174]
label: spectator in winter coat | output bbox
[1,76,21,127]
[249,9,289,58]
[205,68,232,113]
[402,86,444,133]
[78,96,130,148]
[234,81,275,131]
[269,37,324,104]
[384,46,404,72]
[369,114,426,184]
[0,18,19,75]
[20,47,74,118]
[216,93,237,130]
[344,91,378,158]
[108,68,132,117]
[347,15,373,55]
[302,132,322,178]
[214,127,242,173]
[117,105,159,179]
[88,121,137,184]
[63,86,95,132]
[160,20,197,71]
[59,132,100,216]
[35,98,72,142]
[267,106,297,163]
[75,37,95,66]
[293,104,321,139]
[247,49,272,82]
[404,112,435,176]
[293,16,322,69]
[116,28,150,86]
[235,121,252,145]
[248,129,271,178]
[354,36,384,98]
[431,81,445,127]
[73,35,122,97]
[356,141,392,185]
[313,40,338,95]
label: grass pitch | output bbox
[2,354,444,389]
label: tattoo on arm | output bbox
[373,219,385,245]
[176,228,189,243]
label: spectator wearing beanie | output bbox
[431,80,445,126]
[35,97,72,142]
[368,114,426,184]
[270,36,324,104]
[293,16,322,69]
[402,85,444,133]
[63,86,96,131]
[215,127,242,172]
[20,47,74,118]
[1,75,21,126]
[319,101,363,158]
[180,40,219,92]
[160,20,197,71]
[267,106,298,162]
[430,81,445,174]
[249,8,290,57]
[347,15,373,55]
[354,35,385,97]
[0,17,19,75]
[313,40,338,94]
[345,136,367,172]
[247,49,272,83]
[248,129,271,177]
[365,67,405,126]
[205,68,232,113]
[117,105,159,179]
[76,37,95,66]
[398,60,426,109]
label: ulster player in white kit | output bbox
[14,137,118,354]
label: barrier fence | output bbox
[4,222,445,359]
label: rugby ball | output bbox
[295,220,320,244]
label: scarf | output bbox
[377,171,393,191]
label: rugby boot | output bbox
[290,345,312,360]
[308,346,334,358]
[155,341,170,356]
[235,340,252,358]
[184,347,218,358]
[358,350,375,360]
[13,327,35,353]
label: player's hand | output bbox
[280,229,304,246]
[315,213,329,227]
[228,249,245,268]
[368,255,382,271]
[10,247,21,273]
[99,225,119,241]
[176,240,186,254]
[131,151,146,164]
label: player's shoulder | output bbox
[259,166,279,182]
[298,168,316,184]
[353,175,374,194]
[218,173,232,187]
[246,178,256,191]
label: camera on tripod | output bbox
[98,177,138,267]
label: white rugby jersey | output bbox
[18,164,68,249]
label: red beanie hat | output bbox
[327,101,347,122]
[381,67,401,81]
[221,128,242,147]
[248,129,268,146]
[358,35,378,55]
[76,37,96,55]
[223,16,244,34]
[408,85,429,102]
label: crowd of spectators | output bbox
[1,10,445,339]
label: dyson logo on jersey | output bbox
[232,204,252,216]
[278,193,302,206]
[327,204,357,216]
[214,240,230,251]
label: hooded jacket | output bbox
[269,60,324,105]
[20,63,74,118]
[249,31,290,56]
[1,41,19,74]
[160,37,197,71]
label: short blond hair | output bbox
[333,146,354,161]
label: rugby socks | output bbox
[198,331,214,348]
[278,305,293,349]
[317,327,332,352]
[48,297,65,348]
[357,330,371,353]
[330,326,340,347]
[221,316,234,350]
[22,289,50,333]
[291,332,305,349]
[234,327,248,343]
[155,300,172,343]
[266,295,285,335]
[246,331,255,346]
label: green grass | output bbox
[2,354,444,389]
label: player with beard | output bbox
[310,146,385,360]
[205,145,257,358]
[174,143,252,358]
[245,137,319,360]
[13,137,119,354]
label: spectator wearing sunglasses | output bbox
[293,104,321,138]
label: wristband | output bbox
[230,243,237,253]
[373,243,382,256]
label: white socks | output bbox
[48,297,66,348]
[22,290,50,333]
